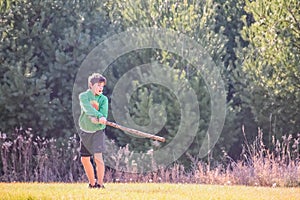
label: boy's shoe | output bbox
[88,183,100,189]
[88,183,105,189]
[99,185,105,189]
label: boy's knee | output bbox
[94,153,104,166]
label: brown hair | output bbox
[88,73,106,87]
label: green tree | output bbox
[105,0,241,165]
[211,0,259,157]
[0,0,112,137]
[240,0,300,139]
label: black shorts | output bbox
[79,130,106,157]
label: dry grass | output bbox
[0,127,299,187]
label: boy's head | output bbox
[88,73,106,87]
[88,73,106,95]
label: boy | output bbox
[78,73,108,188]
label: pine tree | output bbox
[105,0,241,165]
[0,0,112,137]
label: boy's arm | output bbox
[100,96,108,118]
[79,93,105,118]
[96,96,108,124]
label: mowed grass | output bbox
[1,183,300,200]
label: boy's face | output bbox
[90,82,105,96]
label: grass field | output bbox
[1,183,300,200]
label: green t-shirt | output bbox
[78,89,108,132]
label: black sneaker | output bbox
[99,185,105,189]
[88,183,100,189]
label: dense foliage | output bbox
[0,0,299,169]
[0,0,112,138]
[240,0,300,138]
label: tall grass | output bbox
[192,127,300,187]
[0,128,83,182]
[0,127,299,187]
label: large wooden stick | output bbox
[106,121,166,142]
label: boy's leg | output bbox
[81,156,96,186]
[94,153,105,186]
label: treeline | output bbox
[0,0,299,169]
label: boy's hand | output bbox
[90,117,100,124]
[90,100,99,110]
[98,117,107,125]
[89,117,107,125]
